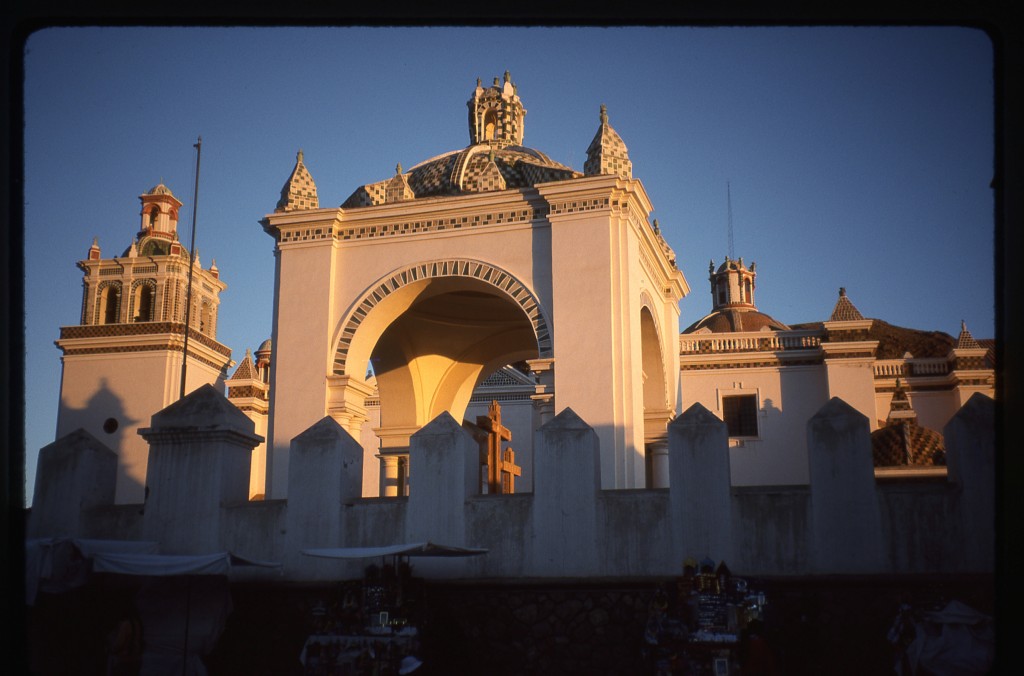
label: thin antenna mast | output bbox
[726,180,735,260]
[179,136,202,400]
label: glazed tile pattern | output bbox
[231,349,259,380]
[276,151,319,212]
[829,291,865,321]
[956,323,982,350]
[341,145,579,208]
[585,122,632,180]
[278,205,550,245]
[871,421,945,466]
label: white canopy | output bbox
[302,542,489,559]
[25,538,280,605]
[92,551,281,577]
[25,537,160,605]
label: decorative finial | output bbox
[91,236,99,247]
[750,261,756,272]
[709,259,715,274]
[493,76,500,86]
[961,319,967,332]
[839,287,847,297]
[738,257,743,266]
[600,104,608,125]
[476,77,481,87]
[245,347,252,359]
[395,162,402,175]
[652,219,660,234]
[503,70,510,83]
[488,148,496,163]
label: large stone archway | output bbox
[326,262,550,495]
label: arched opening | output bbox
[99,284,120,324]
[483,110,498,140]
[339,271,543,497]
[147,207,159,229]
[716,277,728,306]
[371,281,538,430]
[200,301,213,335]
[744,278,753,305]
[640,305,670,488]
[132,282,154,322]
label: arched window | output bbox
[483,110,498,140]
[131,280,155,322]
[200,300,213,335]
[148,207,159,229]
[716,278,727,306]
[97,283,121,324]
[744,279,753,304]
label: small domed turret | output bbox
[683,258,789,334]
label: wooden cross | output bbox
[499,447,522,494]
[476,400,516,494]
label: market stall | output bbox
[299,543,488,675]
[643,559,769,675]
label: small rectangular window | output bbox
[723,395,758,437]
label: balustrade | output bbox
[680,330,822,355]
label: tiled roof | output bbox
[956,320,982,349]
[829,287,864,321]
[230,349,258,381]
[276,150,319,212]
[147,183,174,196]
[682,308,790,334]
[584,105,632,180]
[789,318,955,359]
[341,144,579,208]
[871,420,946,467]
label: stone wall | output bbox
[30,387,995,581]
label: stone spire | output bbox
[467,148,507,193]
[886,379,916,421]
[829,287,865,322]
[584,104,632,179]
[956,320,982,349]
[230,348,259,381]
[275,149,319,212]
[384,162,416,203]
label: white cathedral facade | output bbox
[49,73,993,512]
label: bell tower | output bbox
[54,183,233,503]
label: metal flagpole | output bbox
[179,136,202,400]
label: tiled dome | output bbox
[342,144,580,208]
[147,183,174,196]
[683,308,790,334]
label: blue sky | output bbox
[22,26,994,502]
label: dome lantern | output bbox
[467,72,526,147]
